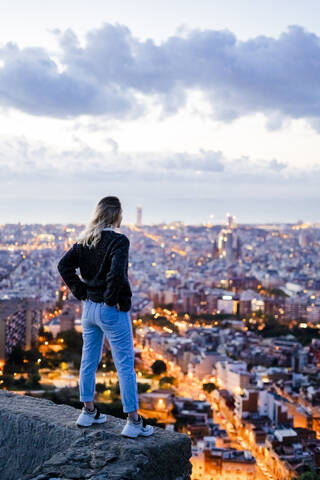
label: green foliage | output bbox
[42,350,62,369]
[298,471,320,480]
[4,345,47,375]
[95,382,107,393]
[98,355,116,372]
[153,303,174,310]
[159,376,175,386]
[151,359,167,376]
[0,374,14,388]
[24,347,43,365]
[1,370,42,390]
[4,345,24,373]
[250,314,320,346]
[13,375,27,387]
[63,352,82,370]
[56,329,83,352]
[260,321,289,338]
[153,315,179,334]
[291,326,320,346]
[203,382,216,393]
[26,372,41,388]
[137,382,151,393]
[39,325,45,336]
[270,288,289,298]
[39,325,53,341]
[141,371,154,379]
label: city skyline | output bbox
[1,208,320,478]
[1,1,320,224]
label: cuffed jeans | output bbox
[79,299,139,413]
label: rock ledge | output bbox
[0,391,192,480]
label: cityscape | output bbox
[1,1,320,477]
[1,208,320,479]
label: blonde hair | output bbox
[77,196,122,248]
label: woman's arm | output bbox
[57,243,88,300]
[103,235,130,306]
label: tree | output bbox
[153,316,179,334]
[112,381,121,395]
[137,382,151,393]
[298,472,320,480]
[270,288,289,298]
[96,382,107,394]
[151,359,167,376]
[0,374,14,388]
[13,375,27,387]
[159,376,176,387]
[26,371,41,389]
[247,362,254,372]
[56,330,83,352]
[5,345,24,373]
[203,382,216,394]
[154,302,174,310]
[24,347,42,365]
[259,315,290,338]
[39,325,53,342]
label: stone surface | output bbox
[0,391,192,480]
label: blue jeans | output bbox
[79,299,139,413]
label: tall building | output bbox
[0,298,43,367]
[217,228,241,263]
[298,230,310,249]
[212,238,219,259]
[235,233,242,259]
[226,213,235,229]
[136,205,142,226]
[225,231,234,262]
[217,229,227,251]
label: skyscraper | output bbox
[226,213,235,229]
[137,205,142,226]
[225,231,234,262]
[235,234,242,260]
[212,238,219,260]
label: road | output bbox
[139,344,276,480]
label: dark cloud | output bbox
[0,40,143,119]
[0,23,319,129]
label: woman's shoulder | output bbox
[116,233,130,245]
[102,231,130,247]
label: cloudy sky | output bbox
[1,0,320,225]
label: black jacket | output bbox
[57,230,132,311]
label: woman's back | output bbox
[57,229,132,310]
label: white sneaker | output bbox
[76,405,107,427]
[120,414,154,438]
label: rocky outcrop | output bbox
[0,391,192,480]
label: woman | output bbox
[57,195,154,438]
